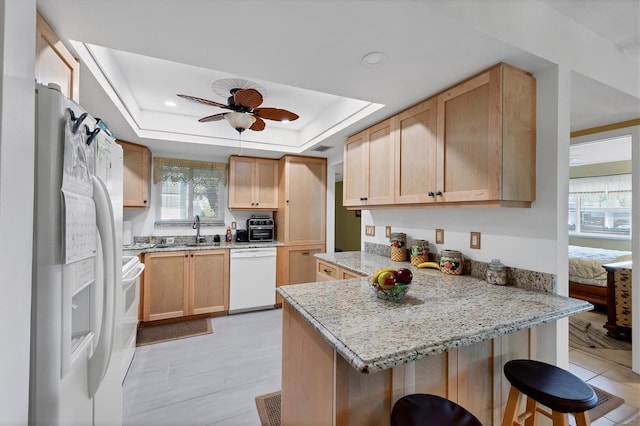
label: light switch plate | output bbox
[385,226,391,238]
[470,231,481,249]
[435,229,444,244]
[231,221,237,229]
[365,225,376,237]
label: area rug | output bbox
[569,311,632,368]
[589,385,625,421]
[254,388,621,424]
[255,391,281,426]
[136,318,212,346]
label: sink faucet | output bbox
[192,215,201,244]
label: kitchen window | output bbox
[153,157,227,226]
[569,174,632,239]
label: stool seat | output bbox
[391,394,483,426]
[504,359,598,413]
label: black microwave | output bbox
[247,217,274,242]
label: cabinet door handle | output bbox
[185,254,188,257]
[436,191,442,196]
[143,200,147,204]
[301,252,310,255]
[323,269,333,274]
[428,192,435,197]
[255,203,259,206]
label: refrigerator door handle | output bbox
[88,176,117,398]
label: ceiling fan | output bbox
[177,86,299,133]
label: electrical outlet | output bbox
[470,232,481,249]
[166,237,174,245]
[365,225,376,237]
[231,221,237,230]
[385,226,391,238]
[435,229,444,244]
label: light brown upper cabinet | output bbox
[36,12,80,102]
[394,97,438,204]
[343,118,395,207]
[276,155,327,245]
[435,63,536,205]
[343,62,536,209]
[229,156,278,210]
[117,140,151,208]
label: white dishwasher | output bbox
[229,247,277,314]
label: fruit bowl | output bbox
[370,282,411,302]
[370,267,413,302]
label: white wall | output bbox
[0,1,36,424]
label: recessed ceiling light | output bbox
[164,101,176,107]
[362,52,386,66]
[281,119,290,123]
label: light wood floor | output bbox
[123,308,639,426]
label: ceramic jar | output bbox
[410,240,429,266]
[390,233,407,262]
[439,249,463,275]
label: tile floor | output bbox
[123,308,639,425]
[568,348,640,425]
[123,309,282,425]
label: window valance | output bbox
[153,157,228,186]
[569,174,631,195]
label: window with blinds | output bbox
[569,174,632,238]
[153,158,228,226]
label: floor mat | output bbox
[589,385,625,421]
[136,318,212,346]
[255,391,281,426]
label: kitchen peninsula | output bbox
[277,253,591,426]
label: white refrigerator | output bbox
[31,83,124,425]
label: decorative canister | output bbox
[390,232,407,262]
[486,259,507,285]
[439,249,463,275]
[410,239,429,266]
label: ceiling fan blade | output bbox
[198,113,227,123]
[177,94,231,110]
[233,88,263,109]
[250,116,266,131]
[253,107,299,122]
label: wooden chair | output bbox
[502,359,598,426]
[391,393,483,426]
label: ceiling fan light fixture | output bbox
[225,112,256,133]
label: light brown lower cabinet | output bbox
[141,249,229,322]
[316,259,366,281]
[276,244,325,305]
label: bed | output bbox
[568,245,632,307]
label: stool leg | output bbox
[502,386,523,426]
[551,410,570,426]
[574,412,592,426]
[524,397,537,426]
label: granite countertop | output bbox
[123,240,283,256]
[278,252,592,374]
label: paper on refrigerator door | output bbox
[61,191,97,264]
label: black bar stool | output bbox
[391,393,483,426]
[502,359,598,426]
